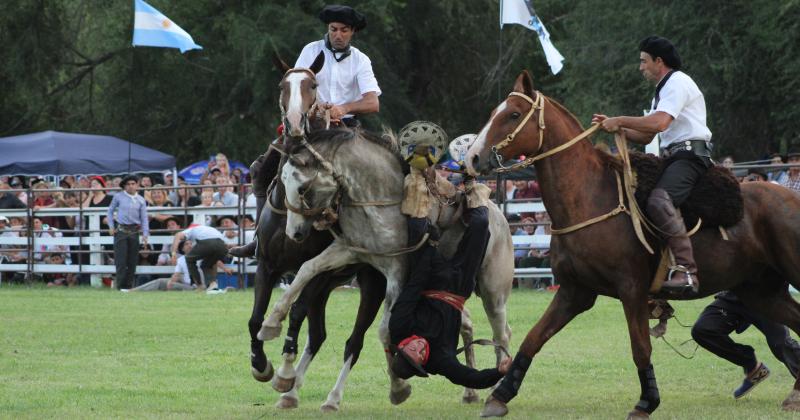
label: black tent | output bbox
[0,131,176,176]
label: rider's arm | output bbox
[328,92,379,120]
[593,112,673,145]
[434,356,503,389]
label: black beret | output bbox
[319,5,366,31]
[639,36,682,70]
[120,174,139,186]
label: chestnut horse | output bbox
[466,70,800,418]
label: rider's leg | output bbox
[647,154,709,295]
[230,147,282,258]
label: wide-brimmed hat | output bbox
[120,174,139,186]
[319,5,366,31]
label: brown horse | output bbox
[465,70,800,418]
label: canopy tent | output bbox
[0,131,176,176]
[179,160,249,184]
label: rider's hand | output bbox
[328,105,348,121]
[591,114,608,124]
[498,357,512,375]
[599,116,622,133]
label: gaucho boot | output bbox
[229,148,281,258]
[647,188,700,297]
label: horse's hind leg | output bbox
[322,267,386,412]
[482,283,597,417]
[733,282,800,410]
[249,262,277,382]
[460,307,480,404]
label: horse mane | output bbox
[291,127,408,172]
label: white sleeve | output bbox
[294,43,316,68]
[356,56,381,97]
[655,78,689,119]
[182,228,194,241]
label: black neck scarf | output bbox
[653,70,676,109]
[324,33,351,62]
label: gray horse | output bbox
[257,128,515,403]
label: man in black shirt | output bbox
[389,205,510,388]
[0,180,25,209]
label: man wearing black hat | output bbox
[388,206,511,387]
[107,175,150,289]
[229,4,381,260]
[295,4,381,128]
[592,36,712,297]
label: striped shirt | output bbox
[781,174,800,193]
[107,192,149,237]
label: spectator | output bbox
[162,170,174,188]
[44,252,78,287]
[195,190,217,226]
[76,176,91,190]
[8,177,28,205]
[482,179,498,200]
[231,167,245,185]
[780,152,800,193]
[511,180,540,200]
[157,217,183,265]
[0,180,26,209]
[174,179,200,207]
[139,175,154,203]
[170,224,229,288]
[61,175,77,189]
[212,176,239,207]
[109,176,123,194]
[216,215,239,248]
[742,169,768,184]
[82,176,113,231]
[720,155,735,169]
[147,185,174,232]
[107,175,149,290]
[768,153,787,183]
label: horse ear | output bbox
[309,51,325,75]
[272,52,291,74]
[513,70,535,96]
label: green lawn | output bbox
[0,286,797,419]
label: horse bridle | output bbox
[490,91,546,170]
[279,68,330,136]
[489,91,600,173]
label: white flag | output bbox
[500,0,564,75]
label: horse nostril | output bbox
[293,232,304,241]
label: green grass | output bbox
[0,286,797,419]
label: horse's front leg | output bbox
[258,244,355,341]
[618,284,660,420]
[482,283,597,418]
[374,259,413,405]
[275,341,315,409]
[249,262,277,382]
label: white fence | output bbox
[0,185,554,286]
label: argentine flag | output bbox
[132,0,202,53]
[500,0,564,75]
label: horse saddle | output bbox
[629,151,744,228]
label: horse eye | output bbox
[298,187,306,195]
[311,83,318,89]
[510,112,521,120]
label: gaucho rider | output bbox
[592,36,712,297]
[229,4,381,258]
[389,122,511,386]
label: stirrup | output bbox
[662,265,699,295]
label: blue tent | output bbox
[0,131,176,176]
[179,160,249,184]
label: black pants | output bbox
[655,151,711,206]
[113,229,140,289]
[692,298,800,377]
[185,238,229,287]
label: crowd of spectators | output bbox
[0,153,256,287]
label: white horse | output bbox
[257,127,514,405]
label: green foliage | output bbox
[2,1,798,166]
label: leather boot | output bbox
[229,195,266,258]
[646,188,700,296]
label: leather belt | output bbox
[662,140,712,158]
[117,224,140,232]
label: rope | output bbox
[659,336,698,360]
[549,172,629,235]
[456,338,511,358]
[328,228,431,257]
[495,122,601,173]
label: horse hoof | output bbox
[462,389,480,404]
[272,374,296,393]
[390,383,412,405]
[480,396,508,418]
[782,389,800,410]
[257,323,282,341]
[275,395,298,409]
[320,402,339,413]
[626,409,650,419]
[251,360,274,382]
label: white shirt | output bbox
[295,40,381,117]
[648,71,712,147]
[182,225,224,242]
[174,255,202,285]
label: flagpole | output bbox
[128,47,134,174]
[498,0,503,102]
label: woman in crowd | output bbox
[147,184,174,232]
